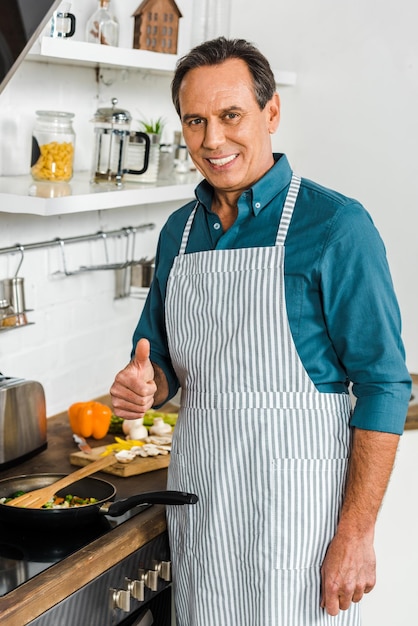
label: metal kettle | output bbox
[91,98,150,186]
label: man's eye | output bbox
[189,118,203,126]
[225,112,239,121]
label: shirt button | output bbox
[214,222,221,230]
[255,202,261,209]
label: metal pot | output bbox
[0,474,198,528]
[131,257,155,289]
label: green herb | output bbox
[138,116,165,135]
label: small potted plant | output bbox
[138,116,165,137]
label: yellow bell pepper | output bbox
[68,401,112,440]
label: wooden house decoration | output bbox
[132,0,182,54]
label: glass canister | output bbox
[31,111,75,182]
[86,0,119,47]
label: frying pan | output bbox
[0,474,198,528]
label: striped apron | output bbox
[165,175,360,625]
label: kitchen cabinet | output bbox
[0,37,296,216]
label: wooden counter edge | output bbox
[0,505,167,625]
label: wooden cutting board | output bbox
[70,446,170,477]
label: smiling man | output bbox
[178,57,279,225]
[110,37,411,626]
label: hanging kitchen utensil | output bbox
[130,257,155,289]
[1,245,28,326]
[114,227,135,298]
[53,231,134,276]
[91,98,150,186]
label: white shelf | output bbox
[28,37,180,74]
[27,38,297,85]
[0,171,200,216]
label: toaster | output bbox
[0,376,47,469]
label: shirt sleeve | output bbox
[131,232,180,404]
[320,202,411,434]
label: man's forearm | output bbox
[338,427,400,534]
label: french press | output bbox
[90,98,150,186]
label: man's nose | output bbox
[202,120,225,149]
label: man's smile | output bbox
[207,154,239,167]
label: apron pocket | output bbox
[271,457,348,570]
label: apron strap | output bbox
[179,173,301,254]
[275,174,301,246]
[179,201,199,255]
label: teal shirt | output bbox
[133,154,411,434]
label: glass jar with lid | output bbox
[30,111,75,182]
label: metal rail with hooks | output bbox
[0,224,155,256]
[0,223,156,277]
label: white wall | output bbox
[230,2,418,624]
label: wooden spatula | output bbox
[6,454,118,509]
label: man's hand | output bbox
[320,428,399,616]
[320,527,376,615]
[110,338,157,419]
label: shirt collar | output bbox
[195,153,293,216]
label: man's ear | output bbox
[267,92,281,133]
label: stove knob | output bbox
[109,588,130,612]
[138,568,158,592]
[157,560,172,581]
[125,576,145,602]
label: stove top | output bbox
[0,503,151,596]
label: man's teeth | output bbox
[208,154,237,166]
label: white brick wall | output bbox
[0,202,176,416]
[0,0,194,416]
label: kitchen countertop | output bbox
[0,400,171,625]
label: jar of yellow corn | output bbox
[31,111,75,182]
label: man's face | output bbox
[178,58,280,195]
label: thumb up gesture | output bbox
[110,338,157,419]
